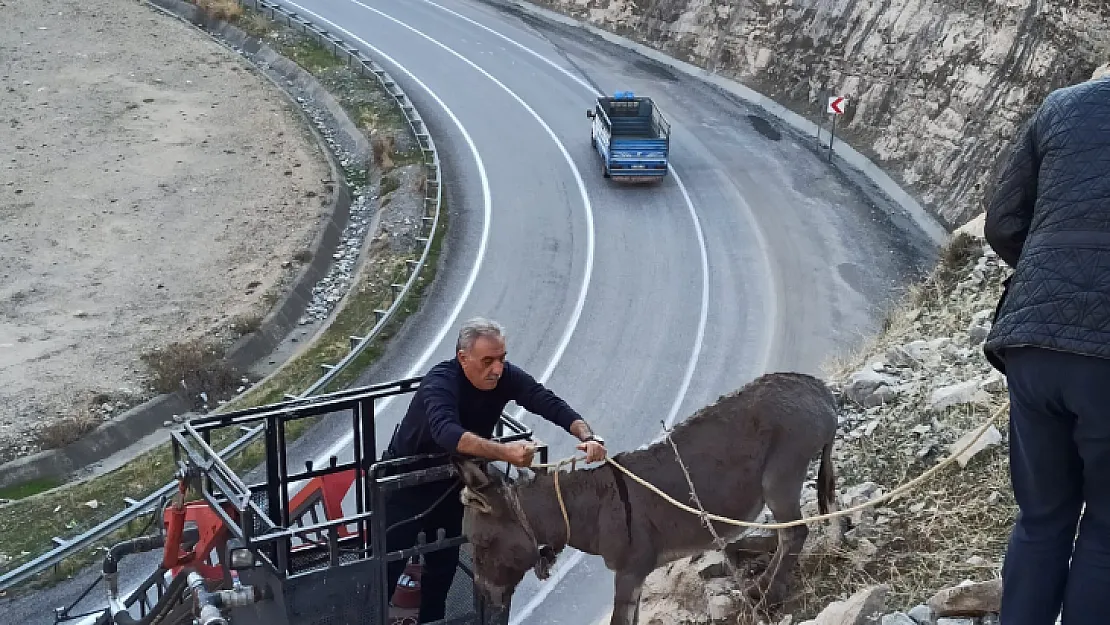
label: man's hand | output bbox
[577,440,607,463]
[502,441,537,468]
[457,432,536,467]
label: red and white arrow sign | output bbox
[827,96,847,115]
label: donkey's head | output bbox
[454,459,561,608]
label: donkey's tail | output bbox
[816,442,836,516]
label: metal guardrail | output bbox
[0,0,444,593]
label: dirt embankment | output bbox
[0,0,332,464]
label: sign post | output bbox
[826,96,847,162]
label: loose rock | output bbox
[927,579,1002,617]
[812,585,889,625]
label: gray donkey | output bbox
[454,372,840,625]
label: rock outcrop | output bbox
[527,0,1110,228]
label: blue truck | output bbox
[587,91,671,182]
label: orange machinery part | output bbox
[159,468,360,581]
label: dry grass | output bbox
[913,231,982,308]
[197,0,242,21]
[36,411,101,450]
[229,311,264,336]
[785,405,1013,618]
[35,390,140,450]
[139,337,243,404]
[371,132,396,170]
[783,231,1014,618]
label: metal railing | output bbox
[0,0,444,593]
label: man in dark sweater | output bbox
[380,317,606,623]
[982,70,1110,625]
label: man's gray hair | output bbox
[456,317,505,352]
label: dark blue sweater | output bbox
[388,358,582,457]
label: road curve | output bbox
[4,0,937,623]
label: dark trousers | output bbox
[382,472,464,623]
[1001,346,1110,625]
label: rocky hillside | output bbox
[635,224,1017,624]
[526,0,1110,229]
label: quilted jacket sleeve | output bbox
[984,109,1045,268]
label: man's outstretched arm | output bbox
[506,363,607,461]
[423,384,536,466]
[456,432,536,467]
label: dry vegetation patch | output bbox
[791,233,1012,616]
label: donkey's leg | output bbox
[609,568,649,625]
[744,461,808,607]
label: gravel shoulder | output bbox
[0,0,332,463]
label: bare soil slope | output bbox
[0,0,331,463]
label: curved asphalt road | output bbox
[3,0,938,623]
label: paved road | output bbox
[3,0,938,623]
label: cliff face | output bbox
[528,0,1110,228]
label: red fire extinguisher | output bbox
[391,557,423,609]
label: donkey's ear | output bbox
[533,544,558,580]
[453,458,491,489]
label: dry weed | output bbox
[372,132,396,170]
[229,311,264,336]
[785,400,1013,618]
[780,231,1015,618]
[140,338,242,405]
[37,410,101,450]
[197,0,242,21]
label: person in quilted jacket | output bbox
[983,67,1110,625]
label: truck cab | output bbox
[587,91,671,182]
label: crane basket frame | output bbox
[56,377,547,625]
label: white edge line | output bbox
[343,0,596,398]
[663,169,711,428]
[270,0,495,465]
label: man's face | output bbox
[459,335,506,390]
